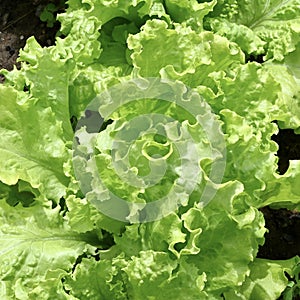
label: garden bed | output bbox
[0,0,299,299]
[1,0,299,263]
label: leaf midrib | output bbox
[249,0,293,29]
[0,147,68,184]
[0,232,88,256]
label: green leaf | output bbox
[69,63,130,119]
[0,181,36,207]
[40,3,58,27]
[18,37,75,140]
[114,212,186,257]
[186,181,266,293]
[0,201,96,299]
[122,251,204,300]
[128,19,244,87]
[206,0,300,60]
[64,257,127,300]
[0,0,299,297]
[165,0,217,30]
[205,63,281,200]
[224,257,300,300]
[283,42,300,82]
[264,43,300,131]
[65,195,125,235]
[260,160,300,210]
[0,85,71,200]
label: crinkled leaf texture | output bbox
[205,0,300,61]
[0,0,299,299]
[224,257,300,300]
[0,85,71,200]
[64,181,267,299]
[128,19,244,86]
[0,200,97,299]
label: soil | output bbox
[258,206,300,260]
[257,130,300,261]
[0,0,63,82]
[0,0,300,297]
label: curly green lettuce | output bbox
[0,0,299,299]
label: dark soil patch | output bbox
[257,129,300,261]
[273,129,300,175]
[258,206,300,260]
[0,0,64,82]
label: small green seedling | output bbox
[40,3,58,27]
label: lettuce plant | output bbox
[0,0,300,299]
